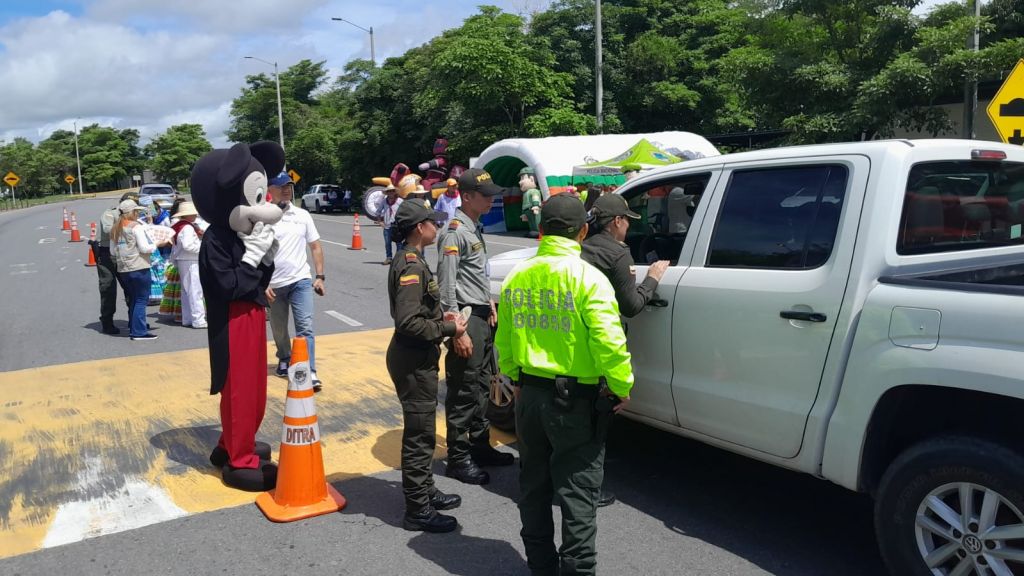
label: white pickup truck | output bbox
[487,139,1024,576]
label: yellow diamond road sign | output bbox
[65,175,75,184]
[987,58,1024,146]
[288,169,301,184]
[3,171,19,187]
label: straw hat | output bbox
[173,201,199,218]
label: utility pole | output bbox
[244,56,286,153]
[595,0,603,133]
[963,0,981,139]
[73,119,84,194]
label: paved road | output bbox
[0,416,884,575]
[0,199,535,372]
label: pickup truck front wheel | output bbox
[875,436,1024,576]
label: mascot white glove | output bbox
[239,221,276,268]
[261,230,280,266]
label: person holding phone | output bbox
[264,172,327,392]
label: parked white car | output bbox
[301,184,352,213]
[489,139,1024,576]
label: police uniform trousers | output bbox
[93,244,124,325]
[516,381,606,576]
[444,312,493,464]
[387,336,442,512]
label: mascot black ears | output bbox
[191,141,286,234]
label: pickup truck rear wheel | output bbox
[875,436,1024,576]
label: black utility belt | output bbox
[459,304,491,319]
[520,373,599,398]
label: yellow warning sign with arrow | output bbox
[987,59,1024,146]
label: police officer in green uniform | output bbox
[583,193,669,317]
[386,199,468,533]
[93,191,139,334]
[438,167,514,486]
[581,193,669,507]
[495,194,634,576]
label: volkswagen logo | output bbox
[963,534,983,554]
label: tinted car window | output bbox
[141,186,173,195]
[708,165,848,269]
[898,160,1024,255]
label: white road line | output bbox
[10,270,37,275]
[9,263,35,267]
[319,239,350,248]
[60,266,67,271]
[325,310,363,327]
[39,238,56,244]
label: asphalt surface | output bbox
[0,198,888,575]
[1,418,885,575]
[0,198,536,372]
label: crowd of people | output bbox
[383,166,668,576]
[89,161,663,575]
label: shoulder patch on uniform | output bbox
[443,245,459,256]
[399,274,420,286]
[405,252,418,263]
[448,220,461,230]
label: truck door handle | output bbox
[649,298,669,308]
[780,310,827,323]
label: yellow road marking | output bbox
[0,329,514,558]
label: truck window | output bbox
[708,165,848,269]
[898,160,1024,255]
[620,173,712,264]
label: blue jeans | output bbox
[383,228,395,259]
[270,278,316,372]
[120,268,152,337]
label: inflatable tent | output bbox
[473,131,719,231]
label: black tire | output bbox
[315,200,323,213]
[875,435,1024,576]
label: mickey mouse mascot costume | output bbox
[191,141,284,492]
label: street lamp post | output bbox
[244,56,286,153]
[595,0,603,133]
[73,119,84,194]
[331,17,375,67]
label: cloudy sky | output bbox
[0,0,551,147]
[0,0,950,148]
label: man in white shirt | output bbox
[378,184,403,265]
[265,172,327,391]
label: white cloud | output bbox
[0,0,528,147]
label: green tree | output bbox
[144,124,213,187]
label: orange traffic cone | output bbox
[255,338,346,522]
[62,207,71,231]
[68,212,83,242]
[348,213,364,250]
[85,223,97,267]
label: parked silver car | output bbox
[138,184,177,210]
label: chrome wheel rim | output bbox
[489,373,514,408]
[915,482,1024,575]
